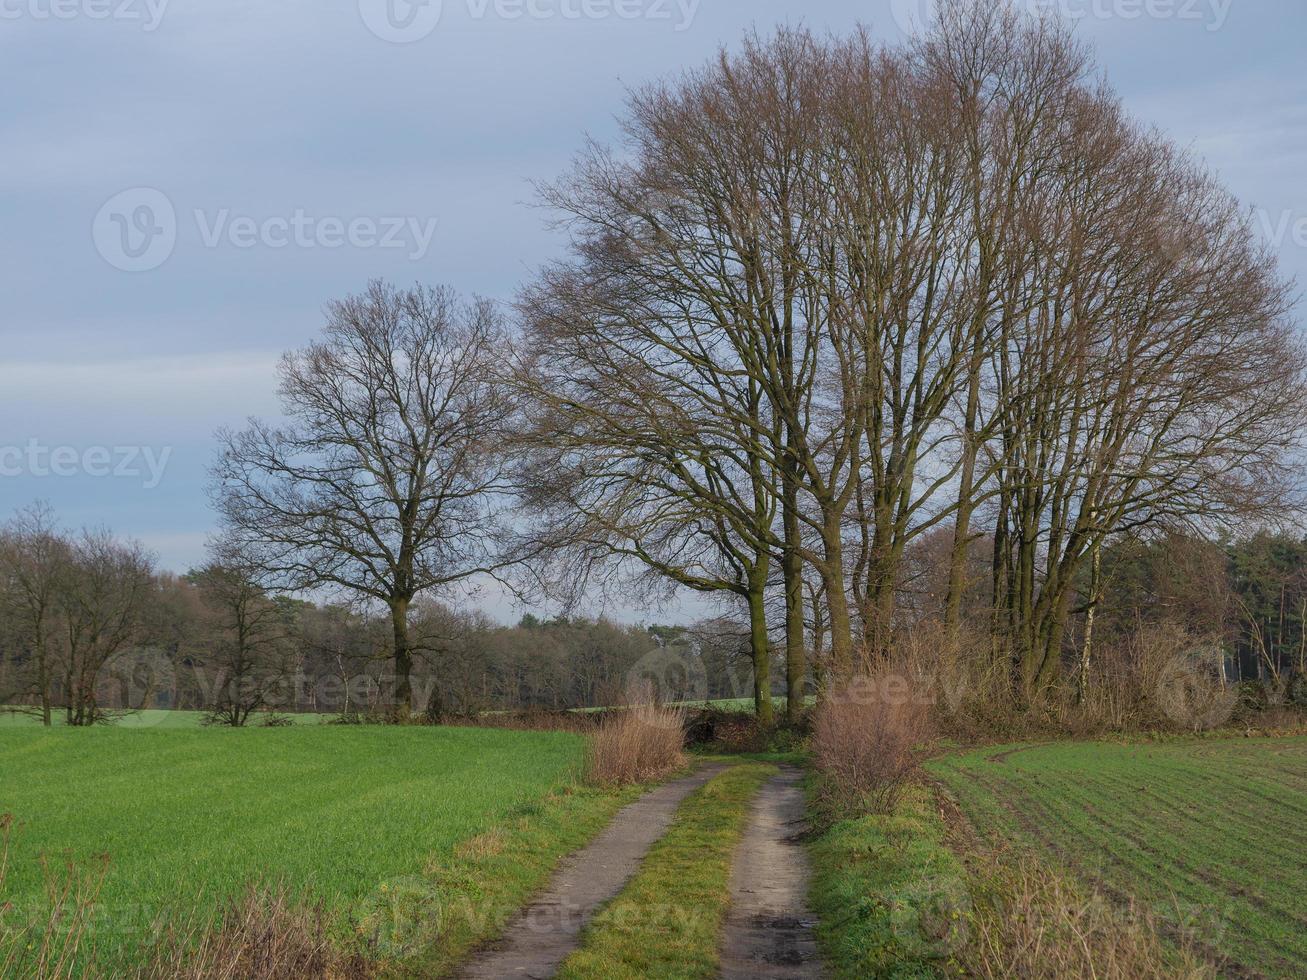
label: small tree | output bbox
[191,543,299,727]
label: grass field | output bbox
[929,737,1307,977]
[0,724,596,971]
[0,708,329,728]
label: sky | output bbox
[2,0,1306,620]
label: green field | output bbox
[0,708,329,728]
[930,737,1307,977]
[0,724,591,969]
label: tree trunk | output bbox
[390,597,413,723]
[782,481,806,724]
[946,314,988,643]
[747,561,774,728]
[37,640,51,727]
[1076,541,1102,704]
[820,515,854,675]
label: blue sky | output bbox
[3,0,1306,617]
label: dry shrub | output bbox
[924,619,1273,739]
[585,703,687,786]
[963,858,1219,980]
[812,667,932,815]
[135,886,371,980]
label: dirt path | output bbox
[719,766,824,979]
[457,763,728,979]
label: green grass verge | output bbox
[927,736,1307,977]
[0,725,624,973]
[557,762,776,980]
[807,783,969,979]
[393,779,643,977]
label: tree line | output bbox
[0,507,757,725]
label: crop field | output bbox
[0,709,329,728]
[930,737,1307,977]
[0,725,591,969]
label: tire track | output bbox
[456,763,728,979]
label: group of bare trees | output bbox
[0,507,310,727]
[509,4,1307,714]
[0,505,155,725]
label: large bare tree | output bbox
[212,281,516,721]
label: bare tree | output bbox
[0,503,70,725]
[191,541,299,726]
[212,281,516,721]
[60,530,155,726]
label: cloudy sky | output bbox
[2,0,1305,617]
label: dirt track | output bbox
[456,763,728,979]
[719,766,824,979]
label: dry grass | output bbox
[0,816,368,980]
[134,887,372,980]
[963,858,1219,979]
[812,669,932,815]
[585,703,687,786]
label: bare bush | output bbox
[812,670,932,815]
[585,703,687,786]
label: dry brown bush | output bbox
[585,702,687,786]
[812,668,932,814]
[963,858,1219,979]
[134,886,371,980]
